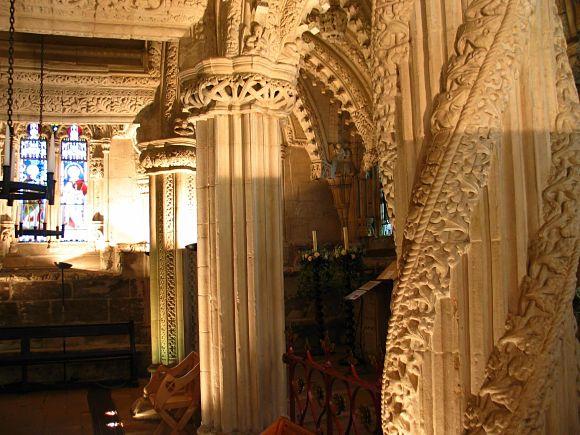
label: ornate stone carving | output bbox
[163,42,179,123]
[1,0,208,40]
[381,0,535,432]
[366,0,414,225]
[294,80,331,178]
[237,0,331,66]
[0,87,156,121]
[464,4,580,432]
[302,33,373,150]
[182,72,297,115]
[156,173,179,364]
[139,141,196,174]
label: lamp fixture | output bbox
[1,0,64,239]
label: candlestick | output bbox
[3,126,10,166]
[342,226,349,251]
[312,230,318,252]
[47,133,55,173]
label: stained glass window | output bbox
[60,124,88,242]
[19,123,47,242]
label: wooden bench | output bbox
[0,321,137,388]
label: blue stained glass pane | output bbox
[19,135,47,242]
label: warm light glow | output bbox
[104,410,117,416]
[106,422,123,428]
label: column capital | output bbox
[180,56,298,120]
[138,138,196,175]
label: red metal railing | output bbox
[283,338,381,434]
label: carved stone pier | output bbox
[181,56,297,433]
[139,139,197,365]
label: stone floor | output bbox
[0,381,159,435]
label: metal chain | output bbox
[39,35,44,133]
[6,0,15,149]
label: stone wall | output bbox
[283,145,341,267]
[0,251,150,384]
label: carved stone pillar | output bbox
[139,139,197,366]
[180,56,297,433]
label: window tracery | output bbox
[17,123,89,243]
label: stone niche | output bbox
[0,250,150,384]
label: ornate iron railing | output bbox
[283,339,381,434]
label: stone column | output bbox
[139,139,197,365]
[180,57,297,433]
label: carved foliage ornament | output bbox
[238,0,331,65]
[381,0,535,433]
[366,0,414,224]
[181,73,297,116]
[6,0,207,29]
[464,3,580,432]
[139,144,196,174]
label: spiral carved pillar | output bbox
[180,57,297,433]
[139,139,197,366]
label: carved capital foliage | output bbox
[180,57,300,118]
[139,140,197,174]
[381,0,535,433]
[464,3,580,432]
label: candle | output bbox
[47,133,55,173]
[312,230,318,252]
[3,125,10,166]
[342,226,349,251]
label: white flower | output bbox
[314,252,320,258]
[307,256,313,262]
[341,249,347,255]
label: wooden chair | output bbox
[148,352,200,435]
[131,351,199,421]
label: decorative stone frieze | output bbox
[464,4,580,432]
[0,87,156,123]
[381,0,535,433]
[0,0,207,40]
[139,140,197,174]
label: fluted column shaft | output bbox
[181,56,297,434]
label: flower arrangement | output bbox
[331,245,365,290]
[297,248,331,298]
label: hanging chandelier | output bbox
[1,0,64,239]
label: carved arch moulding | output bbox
[380,0,537,433]
[302,32,373,151]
